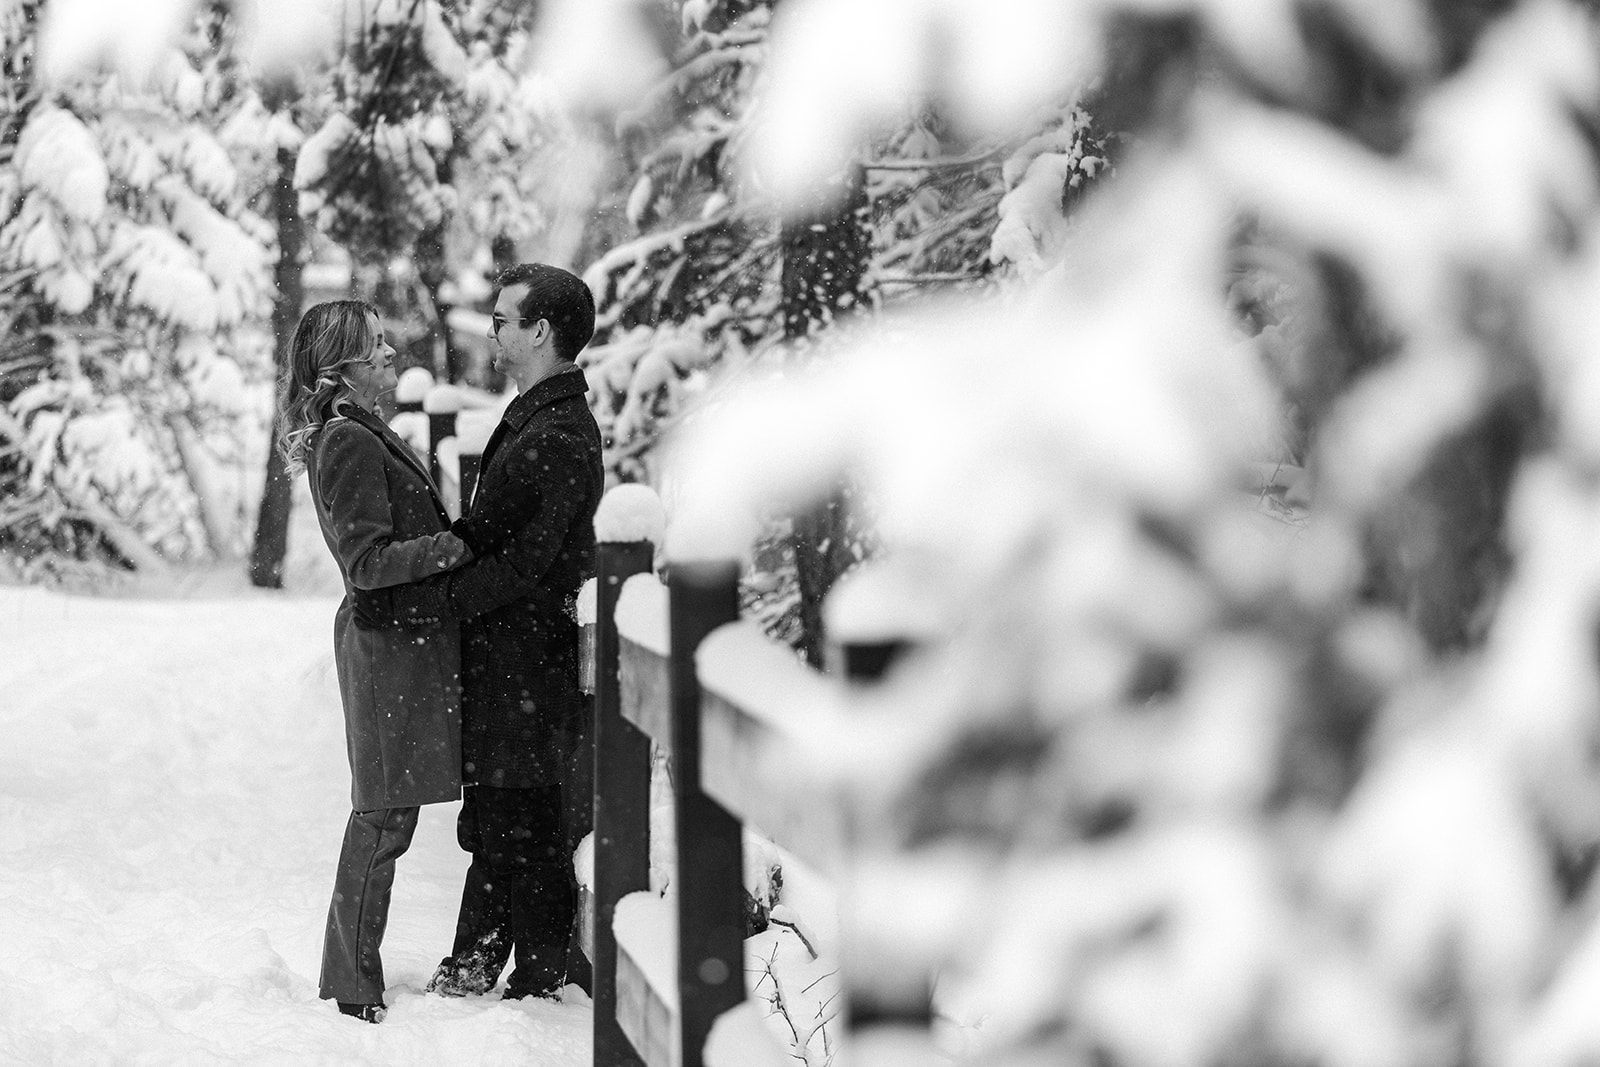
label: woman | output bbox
[279,299,470,1024]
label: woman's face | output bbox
[344,314,397,407]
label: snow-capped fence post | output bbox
[837,634,934,1046]
[421,384,463,490]
[389,369,434,480]
[592,547,658,1064]
[591,485,668,1067]
[826,564,940,1057]
[453,408,499,515]
[666,557,746,1067]
[394,367,433,415]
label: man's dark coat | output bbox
[306,404,463,811]
[366,367,604,789]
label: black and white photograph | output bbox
[7,0,1600,1064]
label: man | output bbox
[357,262,604,1001]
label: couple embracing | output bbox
[277,263,604,1023]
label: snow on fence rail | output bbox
[582,485,942,1067]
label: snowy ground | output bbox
[0,532,593,1064]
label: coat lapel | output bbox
[343,405,450,518]
[469,368,590,516]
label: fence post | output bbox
[593,539,655,1067]
[459,450,482,509]
[668,560,744,1067]
[453,407,499,517]
[422,385,463,489]
[395,367,433,415]
[832,627,934,1049]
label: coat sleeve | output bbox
[384,427,592,623]
[316,420,472,590]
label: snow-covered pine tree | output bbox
[0,3,274,576]
[447,2,573,285]
[575,0,779,485]
[572,1,1109,655]
[293,0,570,388]
[292,0,467,378]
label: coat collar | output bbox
[339,402,444,500]
[501,366,590,431]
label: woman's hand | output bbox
[438,532,474,570]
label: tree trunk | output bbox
[781,165,870,667]
[248,140,305,589]
[414,218,460,381]
[478,233,517,393]
[781,166,870,341]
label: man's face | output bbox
[489,283,546,374]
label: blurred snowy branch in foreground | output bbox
[659,0,1600,1064]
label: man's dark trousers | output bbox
[449,784,574,997]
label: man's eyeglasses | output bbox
[490,314,538,338]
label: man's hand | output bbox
[449,515,486,558]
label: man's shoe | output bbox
[337,1001,386,1024]
[502,984,560,1002]
[424,956,498,997]
[502,966,563,1002]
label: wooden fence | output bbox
[585,520,939,1067]
[393,372,499,514]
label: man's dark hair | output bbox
[495,262,596,361]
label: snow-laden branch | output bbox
[617,39,765,134]
[862,148,1001,171]
[584,211,732,312]
[874,272,988,286]
[639,121,736,173]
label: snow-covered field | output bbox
[0,567,592,1065]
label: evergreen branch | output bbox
[693,233,779,297]
[618,41,763,133]
[639,124,735,172]
[872,196,1000,270]
[588,212,733,307]
[356,0,427,129]
[874,271,989,286]
[863,148,1001,171]
[679,27,767,63]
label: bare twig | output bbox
[801,968,838,996]
[757,949,804,1049]
[770,915,818,960]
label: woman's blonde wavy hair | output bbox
[278,299,381,473]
